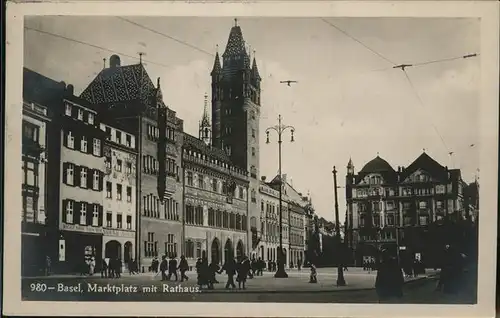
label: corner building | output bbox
[345,152,467,267]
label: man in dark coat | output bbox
[160,255,168,281]
[375,249,404,303]
[178,255,189,282]
[220,258,237,289]
[168,255,178,281]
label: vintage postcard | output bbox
[3,1,499,317]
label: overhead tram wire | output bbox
[24,26,174,69]
[117,17,215,57]
[401,69,450,154]
[392,53,479,70]
[320,18,397,67]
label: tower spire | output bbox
[199,92,212,146]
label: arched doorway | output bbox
[211,238,220,264]
[224,239,234,262]
[105,240,122,259]
[236,240,244,258]
[124,241,133,263]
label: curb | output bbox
[196,276,435,294]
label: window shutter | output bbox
[99,171,104,191]
[86,204,92,225]
[62,163,68,185]
[62,131,68,147]
[74,201,81,225]
[98,205,103,226]
[87,168,94,189]
[74,133,81,151]
[74,165,81,187]
[62,199,67,223]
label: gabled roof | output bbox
[79,63,156,106]
[23,67,66,106]
[400,152,448,181]
[182,133,230,163]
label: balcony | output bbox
[22,138,45,158]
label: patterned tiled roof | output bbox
[79,63,156,106]
[183,133,230,162]
[222,26,246,58]
[211,51,222,76]
[251,57,261,80]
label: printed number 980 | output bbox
[30,283,48,292]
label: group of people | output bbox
[151,255,190,282]
[374,244,467,302]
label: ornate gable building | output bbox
[346,152,468,267]
[80,56,184,272]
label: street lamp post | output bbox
[332,166,346,286]
[266,114,295,278]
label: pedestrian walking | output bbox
[309,263,318,283]
[237,256,251,290]
[297,259,302,271]
[208,260,221,288]
[375,249,404,303]
[45,256,52,276]
[168,255,178,281]
[220,258,237,289]
[160,255,168,281]
[178,255,189,282]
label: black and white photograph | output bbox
[4,1,499,317]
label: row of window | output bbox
[357,199,450,212]
[358,214,433,227]
[103,126,133,148]
[64,131,102,157]
[290,233,304,245]
[106,182,133,202]
[185,171,250,200]
[146,124,176,143]
[65,103,95,125]
[144,233,177,258]
[356,185,450,198]
[105,157,133,174]
[62,200,102,226]
[143,155,179,178]
[142,195,180,221]
[63,163,103,191]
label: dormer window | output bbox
[65,104,72,116]
[77,109,84,120]
[88,113,95,125]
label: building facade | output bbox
[100,123,138,266]
[79,57,185,272]
[346,152,468,267]
[56,95,107,273]
[21,100,51,276]
[258,174,308,268]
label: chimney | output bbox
[110,54,121,68]
[66,84,74,96]
[261,176,266,182]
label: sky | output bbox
[24,16,480,222]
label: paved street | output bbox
[21,267,475,303]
